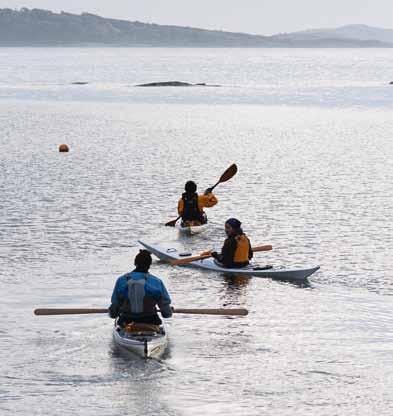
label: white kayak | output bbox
[138,240,320,281]
[177,222,209,235]
[112,323,168,359]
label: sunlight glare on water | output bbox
[1,48,393,416]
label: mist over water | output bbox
[1,48,393,415]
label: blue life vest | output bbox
[110,271,172,318]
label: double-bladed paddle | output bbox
[165,163,238,227]
[34,307,248,316]
[170,244,273,266]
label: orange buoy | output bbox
[59,144,69,152]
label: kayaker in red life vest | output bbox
[211,218,253,268]
[178,180,218,226]
[108,250,173,326]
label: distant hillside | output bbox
[0,8,392,47]
[275,24,393,44]
[0,8,275,46]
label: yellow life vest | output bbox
[233,234,250,263]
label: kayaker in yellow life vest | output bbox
[178,180,218,226]
[211,218,253,268]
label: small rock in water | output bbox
[136,81,193,87]
[71,82,88,85]
[390,81,393,85]
[135,81,220,87]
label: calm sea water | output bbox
[1,48,393,416]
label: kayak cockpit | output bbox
[113,320,168,359]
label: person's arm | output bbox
[110,278,121,306]
[157,281,173,318]
[210,251,222,262]
[198,192,218,209]
[177,198,184,216]
[109,278,122,318]
[221,237,237,267]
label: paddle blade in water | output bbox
[165,219,177,227]
[165,216,180,227]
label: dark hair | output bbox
[185,180,197,193]
[134,249,152,270]
[225,218,242,229]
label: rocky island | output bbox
[135,81,219,87]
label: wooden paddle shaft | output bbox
[34,308,108,315]
[253,244,273,252]
[173,308,248,316]
[171,244,273,266]
[34,307,248,316]
[170,253,212,265]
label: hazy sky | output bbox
[1,0,392,35]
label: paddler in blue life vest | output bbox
[178,180,218,226]
[108,250,173,326]
[211,218,253,268]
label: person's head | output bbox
[134,249,152,272]
[225,218,242,236]
[185,180,197,194]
